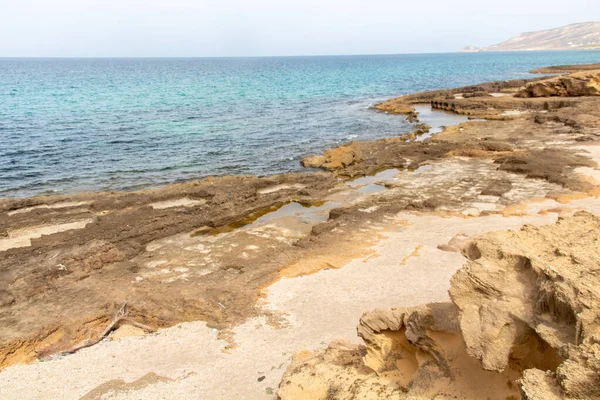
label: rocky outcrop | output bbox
[300,155,326,169]
[516,71,600,98]
[278,211,600,399]
[300,124,433,171]
[300,145,361,170]
[451,210,600,398]
[374,77,545,120]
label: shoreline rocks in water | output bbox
[530,62,600,74]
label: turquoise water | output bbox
[1,51,599,198]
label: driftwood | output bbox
[57,302,154,356]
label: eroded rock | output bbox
[516,70,600,98]
[278,211,600,399]
[301,155,326,169]
[301,145,361,171]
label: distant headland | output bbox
[462,21,600,52]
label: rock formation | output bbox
[300,145,361,170]
[277,211,600,399]
[516,70,600,98]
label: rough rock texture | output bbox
[278,212,600,399]
[301,155,326,168]
[300,145,362,170]
[452,210,600,399]
[374,77,543,118]
[0,173,340,366]
[516,70,600,98]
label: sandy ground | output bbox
[6,201,600,399]
[2,72,600,399]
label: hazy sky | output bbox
[1,0,598,57]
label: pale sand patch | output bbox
[149,198,206,209]
[575,167,600,185]
[572,144,600,186]
[0,219,93,252]
[257,184,306,194]
[573,143,600,164]
[110,325,147,341]
[7,201,92,216]
[0,212,562,400]
[489,92,512,97]
[545,140,574,145]
[499,192,600,217]
[500,109,528,116]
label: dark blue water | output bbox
[1,51,599,198]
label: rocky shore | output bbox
[1,66,600,399]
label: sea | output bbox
[1,51,599,198]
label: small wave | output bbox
[106,139,141,144]
[1,148,46,157]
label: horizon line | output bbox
[1,49,597,59]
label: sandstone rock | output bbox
[516,71,600,98]
[519,369,564,400]
[374,100,415,115]
[278,211,600,400]
[279,303,524,399]
[301,145,362,171]
[437,233,471,252]
[301,155,326,168]
[451,211,600,398]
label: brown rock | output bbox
[278,212,600,400]
[301,155,326,169]
[516,70,600,98]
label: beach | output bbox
[1,64,600,399]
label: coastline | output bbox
[6,53,600,199]
[1,64,600,399]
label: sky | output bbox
[1,0,598,57]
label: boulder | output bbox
[301,155,326,169]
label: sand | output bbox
[0,210,570,399]
[2,69,600,399]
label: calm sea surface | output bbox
[1,51,599,198]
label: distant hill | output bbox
[462,22,600,52]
